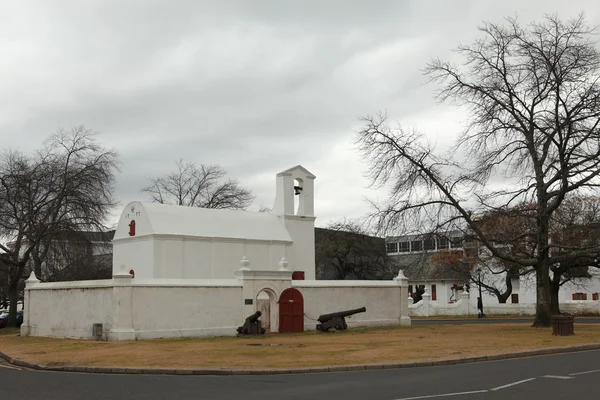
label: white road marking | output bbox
[394,390,488,400]
[393,364,600,400]
[569,369,600,376]
[490,378,536,391]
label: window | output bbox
[431,284,437,301]
[408,285,413,295]
[386,242,398,254]
[411,240,422,251]
[572,293,588,300]
[451,236,463,248]
[438,237,449,249]
[399,241,410,252]
[424,238,436,251]
[593,293,599,301]
[511,293,519,304]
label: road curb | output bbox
[2,343,600,376]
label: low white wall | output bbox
[23,278,244,340]
[409,296,600,317]
[409,293,471,317]
[130,283,243,339]
[293,280,409,330]
[23,280,115,339]
[23,270,412,340]
[561,301,600,315]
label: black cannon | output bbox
[316,307,366,332]
[237,311,266,335]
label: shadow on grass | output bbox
[0,328,20,336]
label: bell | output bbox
[294,185,302,195]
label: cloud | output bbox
[1,0,596,230]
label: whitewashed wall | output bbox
[409,292,471,317]
[22,269,412,340]
[129,282,243,339]
[22,280,115,339]
[22,276,244,340]
[293,280,410,330]
[284,218,316,280]
[409,294,600,317]
[115,235,290,280]
[113,238,155,278]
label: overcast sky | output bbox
[1,0,598,229]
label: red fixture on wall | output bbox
[292,271,305,280]
[129,220,136,236]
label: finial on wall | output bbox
[278,257,289,271]
[239,256,251,271]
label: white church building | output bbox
[20,166,411,340]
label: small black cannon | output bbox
[316,307,366,332]
[237,311,266,335]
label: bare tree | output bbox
[429,247,529,304]
[548,196,600,313]
[357,15,600,327]
[142,159,254,210]
[436,197,600,309]
[0,127,118,327]
[315,218,395,280]
[0,260,9,309]
[40,230,114,282]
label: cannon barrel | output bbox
[247,311,261,323]
[317,307,366,323]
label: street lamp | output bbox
[476,267,484,318]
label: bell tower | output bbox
[272,165,316,279]
[272,165,315,217]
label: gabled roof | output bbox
[277,165,316,179]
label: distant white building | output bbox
[386,232,600,309]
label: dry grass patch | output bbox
[1,324,599,370]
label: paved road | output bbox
[412,317,600,325]
[1,349,599,399]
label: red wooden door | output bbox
[278,288,304,333]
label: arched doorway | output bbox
[278,288,304,333]
[256,289,276,333]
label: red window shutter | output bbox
[129,220,136,236]
[583,293,588,300]
[511,293,519,304]
[431,284,437,301]
[572,293,577,301]
[593,293,599,301]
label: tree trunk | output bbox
[532,206,552,327]
[7,280,19,328]
[550,273,561,315]
[532,266,552,327]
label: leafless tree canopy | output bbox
[41,231,113,282]
[142,159,254,210]
[0,126,118,326]
[357,14,600,327]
